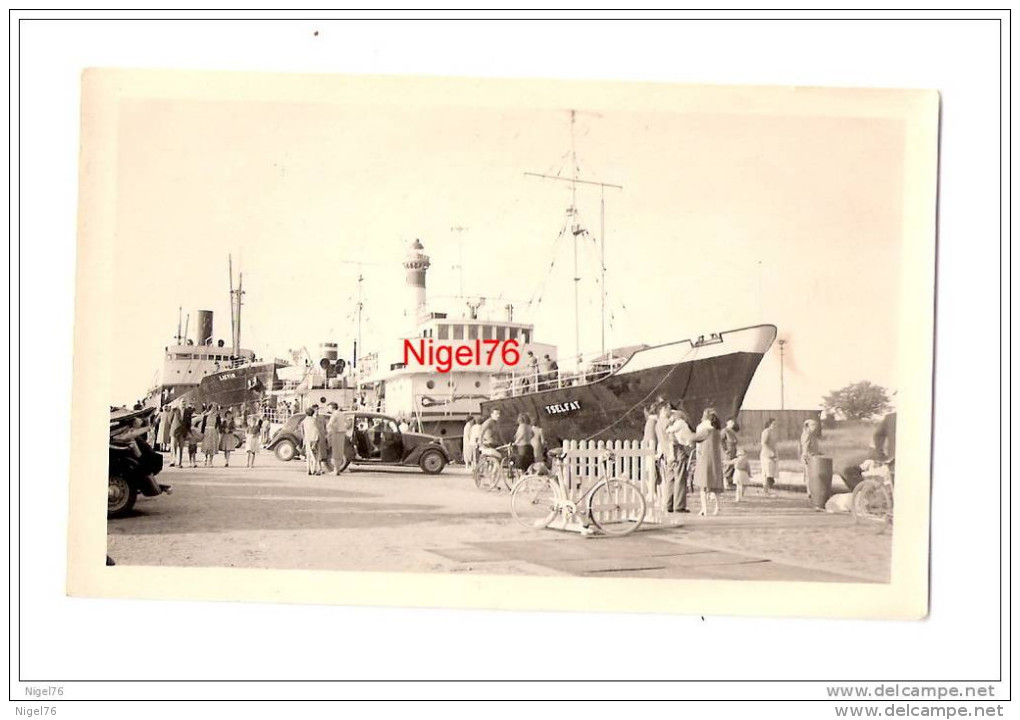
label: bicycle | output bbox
[510,448,647,537]
[473,443,519,491]
[851,459,894,531]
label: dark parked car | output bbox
[265,411,450,474]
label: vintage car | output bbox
[265,411,450,474]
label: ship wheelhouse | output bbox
[354,311,558,437]
[156,343,257,386]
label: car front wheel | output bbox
[108,476,137,518]
[274,439,297,462]
[419,449,446,475]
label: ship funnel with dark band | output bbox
[195,310,214,346]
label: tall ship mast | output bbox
[478,109,775,444]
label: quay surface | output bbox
[108,455,891,583]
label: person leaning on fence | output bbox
[760,417,779,494]
[641,403,660,504]
[654,402,679,513]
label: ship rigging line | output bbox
[581,344,701,442]
[525,213,571,312]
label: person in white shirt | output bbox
[300,408,322,475]
[462,417,477,469]
[665,408,695,513]
[468,416,483,469]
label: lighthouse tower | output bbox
[403,238,431,328]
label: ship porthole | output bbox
[474,381,481,388]
[426,380,435,389]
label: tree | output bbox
[822,381,892,421]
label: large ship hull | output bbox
[178,362,284,411]
[146,383,198,409]
[481,325,777,446]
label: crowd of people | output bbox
[641,401,734,517]
[457,397,836,517]
[461,409,547,475]
[297,402,354,477]
[149,402,271,469]
[645,406,829,515]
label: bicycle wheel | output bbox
[502,460,521,491]
[589,480,647,537]
[473,456,500,490]
[851,479,892,530]
[510,475,558,529]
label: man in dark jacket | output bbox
[721,418,739,490]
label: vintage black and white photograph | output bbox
[68,69,938,617]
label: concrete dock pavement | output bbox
[107,455,890,582]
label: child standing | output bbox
[186,426,201,468]
[726,448,751,503]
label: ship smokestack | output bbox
[195,310,214,346]
[319,342,338,362]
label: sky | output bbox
[108,76,907,409]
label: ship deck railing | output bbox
[224,355,280,370]
[489,355,627,399]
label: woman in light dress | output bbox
[462,417,477,469]
[691,407,725,516]
[301,408,322,475]
[800,418,822,500]
[159,406,172,451]
[200,405,221,467]
[245,415,263,468]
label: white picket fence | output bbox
[555,438,662,529]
